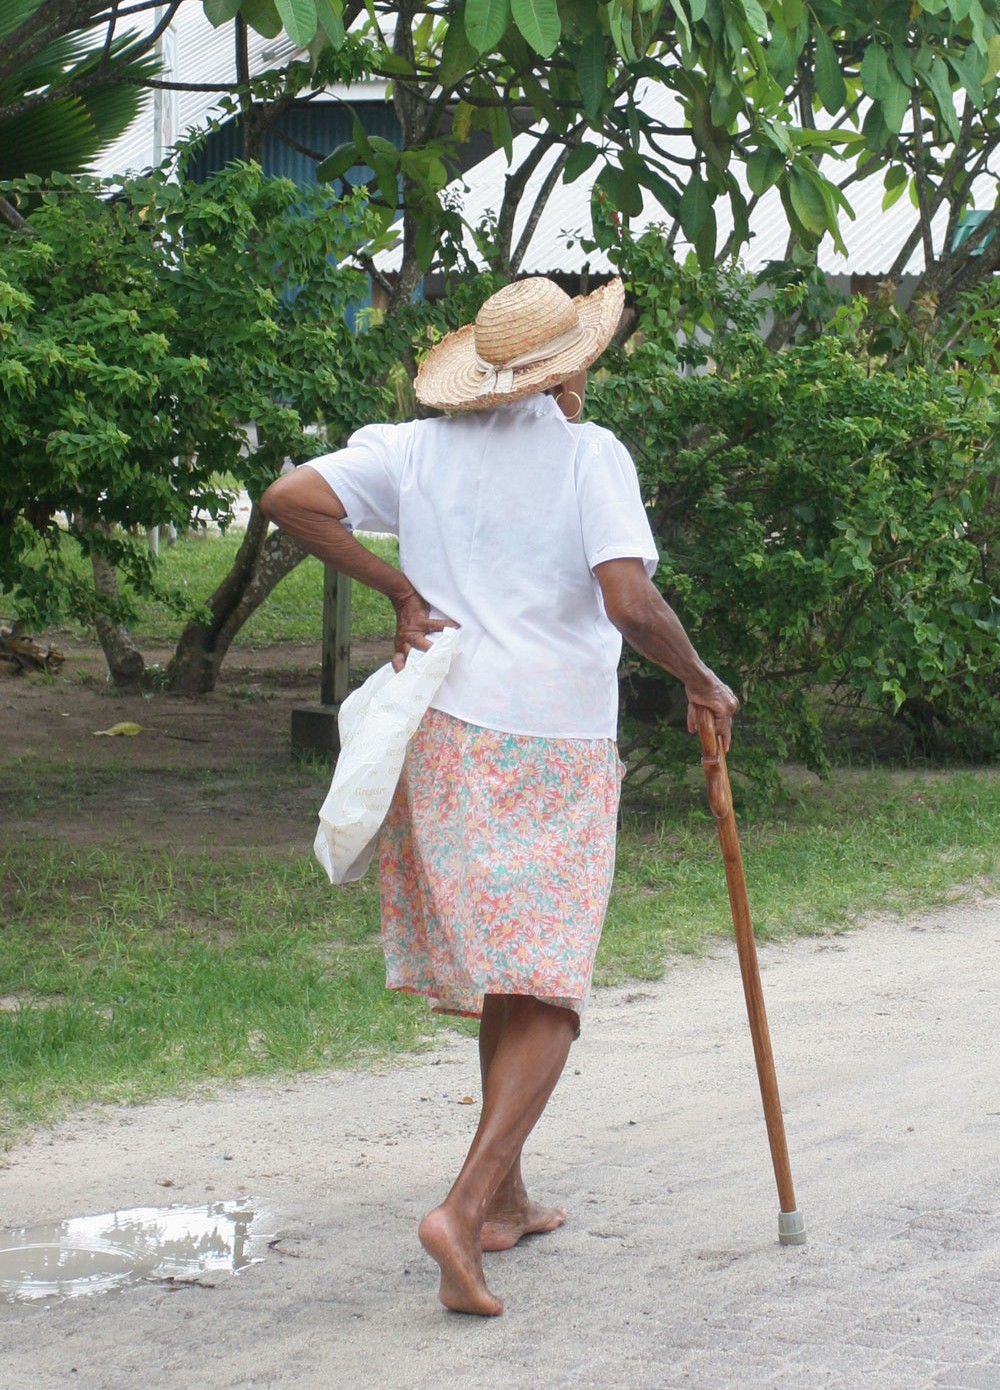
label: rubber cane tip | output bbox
[778,1209,807,1246]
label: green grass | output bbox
[2,765,998,1142]
[0,844,450,1137]
[48,531,399,646]
[601,767,1000,984]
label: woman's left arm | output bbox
[595,557,739,751]
[261,468,452,670]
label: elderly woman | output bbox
[261,276,738,1318]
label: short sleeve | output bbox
[575,425,659,578]
[302,422,410,535]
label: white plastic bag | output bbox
[313,627,460,884]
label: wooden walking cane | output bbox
[695,706,806,1246]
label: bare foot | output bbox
[481,1198,567,1252]
[418,1205,504,1316]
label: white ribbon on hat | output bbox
[473,322,584,397]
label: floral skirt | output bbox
[378,708,621,1023]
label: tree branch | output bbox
[101,0,120,63]
[493,129,561,268]
[90,0,171,19]
[357,250,394,300]
[910,89,936,271]
[0,194,34,233]
[510,143,571,274]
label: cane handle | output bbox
[695,706,732,822]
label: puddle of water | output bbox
[0,1200,271,1303]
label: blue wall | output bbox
[186,101,403,190]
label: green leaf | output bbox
[564,141,601,182]
[736,0,768,38]
[272,0,318,47]
[860,43,891,102]
[314,0,344,45]
[559,0,601,42]
[351,116,373,161]
[882,176,908,212]
[694,204,716,265]
[633,161,681,216]
[239,0,283,39]
[986,34,1000,82]
[891,38,914,87]
[667,0,692,51]
[767,26,798,84]
[861,96,891,151]
[440,7,478,86]
[315,141,358,182]
[813,26,846,114]
[921,50,960,140]
[786,164,828,235]
[968,0,988,54]
[678,174,711,242]
[630,0,663,57]
[519,69,559,122]
[486,99,514,160]
[415,217,439,272]
[729,182,749,250]
[371,154,399,208]
[606,0,628,61]
[571,28,607,119]
[376,51,417,75]
[595,163,643,217]
[464,0,512,52]
[747,145,784,195]
[815,176,852,256]
[204,0,243,26]
[946,45,986,108]
[511,0,561,56]
[880,63,911,135]
[451,100,474,144]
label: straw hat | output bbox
[414,276,624,413]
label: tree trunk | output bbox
[164,503,307,695]
[90,549,147,690]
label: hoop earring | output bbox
[557,389,583,421]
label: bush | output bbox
[590,247,1000,780]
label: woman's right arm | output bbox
[594,556,739,751]
[260,468,450,670]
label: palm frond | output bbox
[0,25,162,181]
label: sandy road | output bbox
[2,899,999,1390]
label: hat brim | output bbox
[414,279,625,413]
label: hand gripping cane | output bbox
[696,707,806,1246]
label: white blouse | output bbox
[304,392,658,740]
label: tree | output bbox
[797,1,1000,313]
[6,2,1000,297]
[0,163,412,691]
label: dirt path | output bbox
[2,634,392,848]
[1,900,999,1390]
